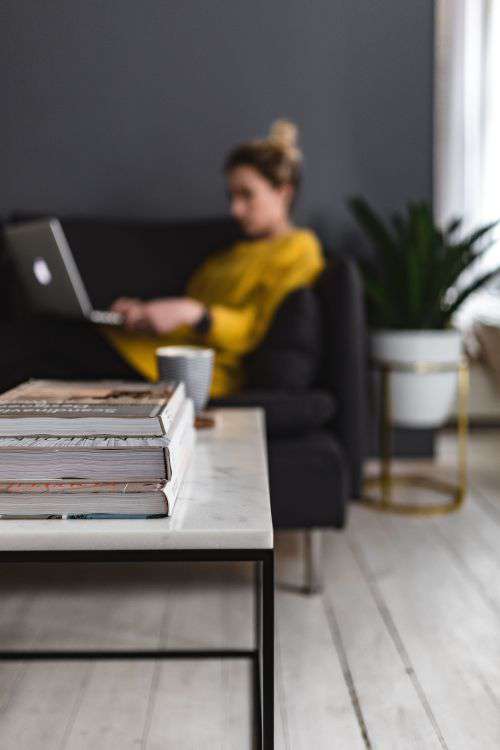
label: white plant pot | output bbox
[371,329,463,428]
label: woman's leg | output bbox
[0,318,142,393]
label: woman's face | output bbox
[227,165,292,237]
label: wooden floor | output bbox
[1,430,500,748]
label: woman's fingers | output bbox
[121,302,148,331]
[111,297,141,314]
[110,298,150,331]
[110,298,128,313]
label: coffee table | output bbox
[0,408,274,748]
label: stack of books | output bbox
[0,379,195,519]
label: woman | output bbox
[1,121,325,397]
[104,120,325,397]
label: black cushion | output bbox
[245,286,322,390]
[209,388,336,438]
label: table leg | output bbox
[258,551,274,748]
[254,562,263,748]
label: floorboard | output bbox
[323,532,443,749]
[349,507,500,749]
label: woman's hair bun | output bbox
[224,118,303,192]
[267,119,302,163]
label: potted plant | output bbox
[348,198,499,427]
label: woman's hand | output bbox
[143,298,206,334]
[111,297,147,330]
[111,296,205,334]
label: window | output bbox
[435,0,500,281]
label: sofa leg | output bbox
[303,529,323,594]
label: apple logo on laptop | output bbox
[33,257,52,286]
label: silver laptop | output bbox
[5,218,123,326]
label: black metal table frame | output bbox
[0,547,274,749]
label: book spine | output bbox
[0,481,166,494]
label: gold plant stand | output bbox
[362,359,469,516]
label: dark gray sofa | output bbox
[1,215,369,588]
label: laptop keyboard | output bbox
[89,310,124,326]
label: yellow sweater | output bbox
[103,228,325,398]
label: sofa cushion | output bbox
[209,388,336,437]
[245,286,322,390]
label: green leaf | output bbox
[348,196,408,324]
[362,275,396,326]
[459,221,499,253]
[391,212,406,238]
[436,238,496,303]
[348,195,499,329]
[442,267,500,323]
[347,197,397,264]
[444,217,462,237]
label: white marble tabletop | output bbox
[0,409,273,552]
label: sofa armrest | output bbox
[315,257,369,497]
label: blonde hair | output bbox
[224,119,303,190]
[267,119,302,166]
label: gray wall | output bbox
[1,1,434,248]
